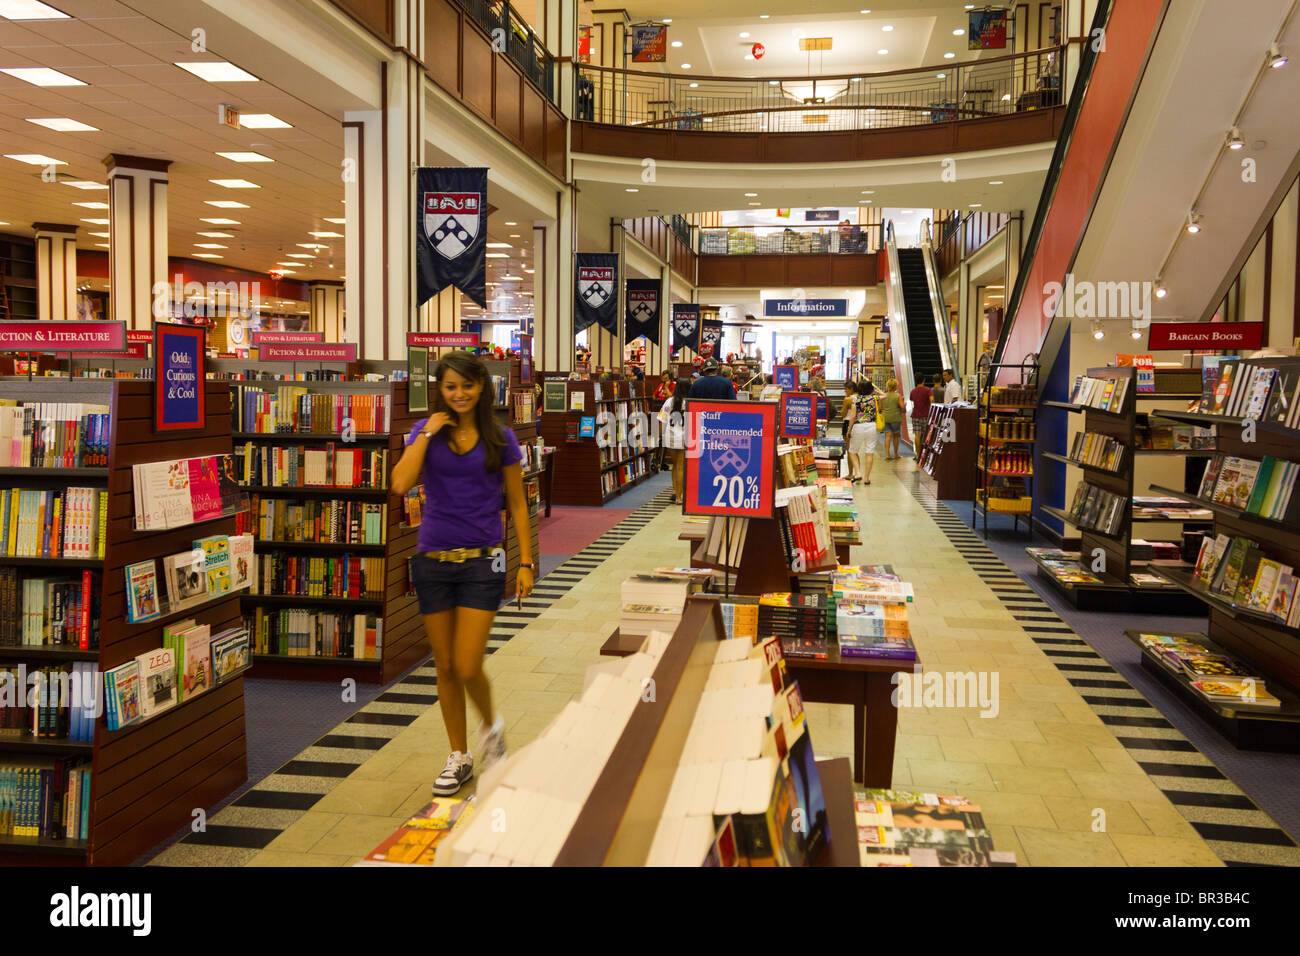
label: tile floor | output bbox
[148,458,1297,866]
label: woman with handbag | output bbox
[658,377,692,503]
[846,380,880,485]
[391,351,534,796]
[880,378,905,460]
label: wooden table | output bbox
[601,628,915,788]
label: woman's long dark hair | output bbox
[432,350,506,472]
[670,377,692,415]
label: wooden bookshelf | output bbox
[973,362,1037,537]
[539,378,654,506]
[915,403,977,500]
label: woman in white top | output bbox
[658,377,691,504]
[846,380,879,485]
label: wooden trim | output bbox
[381,60,389,362]
[32,223,78,235]
[102,155,171,174]
[1264,219,1273,330]
[344,120,366,352]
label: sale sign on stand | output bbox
[779,392,817,438]
[683,399,776,519]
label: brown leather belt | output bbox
[421,546,500,563]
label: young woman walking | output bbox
[391,351,535,796]
[658,377,692,503]
[839,380,862,481]
[880,378,905,460]
[847,380,880,484]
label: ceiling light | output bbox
[62,180,106,190]
[193,253,223,259]
[79,218,109,225]
[0,0,69,18]
[881,25,893,32]
[509,234,521,238]
[1186,212,1201,234]
[703,117,713,123]
[216,151,273,163]
[1001,93,1011,101]
[322,218,346,224]
[769,79,779,85]
[760,14,770,19]
[523,268,534,274]
[744,192,758,197]
[969,203,982,207]
[689,81,699,87]
[175,61,259,82]
[1091,321,1105,340]
[200,218,240,225]
[681,63,692,69]
[487,242,511,248]
[877,49,888,55]
[198,231,234,238]
[859,9,871,13]
[87,231,108,238]
[210,178,259,188]
[25,117,96,132]
[902,209,915,214]
[988,285,1004,289]
[298,243,327,249]
[749,202,761,206]
[504,221,517,226]
[501,275,524,281]
[276,262,301,268]
[194,243,227,249]
[5,153,64,165]
[937,73,946,79]
[671,40,683,48]
[286,253,314,258]
[309,231,343,237]
[862,200,872,204]
[861,189,874,194]
[486,253,509,258]
[944,52,956,59]
[1154,281,1167,299]
[953,29,965,36]
[0,67,84,86]
[661,17,672,23]
[271,268,295,273]
[205,200,249,208]
[739,32,750,38]
[988,180,1003,185]
[626,187,639,192]
[94,243,107,248]
[72,201,109,209]
[1227,127,1245,149]
[965,3,975,8]
[1269,44,1287,68]
[1130,323,1144,340]
[239,113,292,129]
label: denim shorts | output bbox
[411,553,505,614]
[883,420,901,434]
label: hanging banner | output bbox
[416,166,488,308]
[575,253,619,336]
[779,392,817,438]
[969,8,1008,49]
[154,323,206,433]
[626,278,660,345]
[630,24,668,62]
[671,303,701,353]
[683,399,776,519]
[699,319,723,359]
[816,395,831,420]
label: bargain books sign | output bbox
[1147,322,1264,351]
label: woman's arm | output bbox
[390,412,450,496]
[503,462,534,599]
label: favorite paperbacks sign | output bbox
[575,253,619,335]
[416,166,488,308]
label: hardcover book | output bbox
[187,456,224,522]
[135,647,177,719]
[124,559,161,623]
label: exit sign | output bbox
[219,104,240,129]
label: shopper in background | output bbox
[839,380,861,481]
[688,359,736,400]
[880,378,905,460]
[719,365,739,397]
[943,368,962,404]
[908,372,932,457]
[847,380,879,484]
[838,219,852,250]
[391,350,533,797]
[658,377,692,504]
[931,373,945,407]
[653,371,672,402]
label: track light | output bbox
[1186,212,1201,234]
[1269,44,1287,69]
[1154,281,1167,299]
[1227,127,1245,149]
[1091,321,1105,341]
[1130,322,1143,340]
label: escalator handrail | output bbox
[919,238,960,376]
[883,233,915,399]
[991,0,1114,370]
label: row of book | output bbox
[255,552,384,600]
[0,401,111,469]
[1066,481,1127,535]
[1130,496,1213,521]
[231,385,391,434]
[777,444,818,487]
[103,625,249,731]
[1134,417,1215,450]
[599,454,648,495]
[1137,633,1281,709]
[619,574,688,639]
[124,534,255,623]
[234,442,389,490]
[0,758,90,840]
[0,569,100,648]
[0,486,106,559]
[245,607,384,659]
[133,454,241,531]
[489,375,509,406]
[0,662,98,741]
[509,389,534,425]
[1197,359,1300,425]
[1068,374,1130,413]
[1068,431,1126,471]
[1192,533,1300,625]
[774,486,833,562]
[856,790,1015,867]
[1197,454,1300,522]
[251,497,386,546]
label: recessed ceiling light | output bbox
[25,117,96,132]
[749,202,761,206]
[861,189,875,194]
[297,243,327,249]
[661,17,672,23]
[5,153,65,165]
[504,221,517,226]
[988,180,1003,185]
[881,24,893,31]
[322,218,346,224]
[760,13,770,18]
[198,231,234,238]
[87,231,108,238]
[689,81,699,87]
[216,151,273,163]
[486,252,509,257]
[79,218,109,225]
[944,52,955,59]
[953,28,965,35]
[523,268,535,274]
[862,200,872,204]
[988,285,1004,289]
[681,63,692,69]
[487,242,511,248]
[877,49,888,55]
[72,201,109,209]
[501,275,524,281]
[769,79,779,85]
[209,178,259,188]
[744,54,754,60]
[859,8,871,13]
[174,61,259,82]
[205,200,249,208]
[62,180,106,190]
[671,40,683,47]
[192,253,223,259]
[937,73,946,78]
[744,192,758,197]
[309,231,343,238]
[1,67,83,86]
[200,218,240,225]
[286,253,314,258]
[969,202,982,207]
[271,268,295,273]
[902,209,915,214]
[194,243,227,249]
[739,32,750,38]
[238,113,291,129]
[0,0,69,19]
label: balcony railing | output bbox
[453,0,555,101]
[574,46,1064,133]
[700,223,881,256]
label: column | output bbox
[534,187,576,373]
[103,154,169,329]
[33,223,78,321]
[308,280,345,341]
[546,0,579,117]
[416,287,460,334]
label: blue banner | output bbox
[775,365,799,391]
[154,323,205,432]
[780,392,816,438]
[416,166,488,308]
[764,298,848,317]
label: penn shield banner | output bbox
[672,303,701,354]
[625,278,660,345]
[416,166,488,308]
[699,319,723,359]
[575,253,619,335]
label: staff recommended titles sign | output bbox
[683,400,776,519]
[154,323,206,432]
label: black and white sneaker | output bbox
[478,716,507,771]
[432,750,473,796]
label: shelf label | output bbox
[684,399,776,519]
[258,343,357,362]
[0,320,127,352]
[406,332,479,348]
[252,331,324,344]
[779,391,817,438]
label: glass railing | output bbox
[574,46,1064,132]
[453,0,555,102]
[699,223,881,256]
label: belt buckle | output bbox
[448,548,469,564]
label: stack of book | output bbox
[774,486,832,562]
[0,401,111,468]
[1197,359,1300,424]
[1136,633,1281,709]
[758,592,830,659]
[1190,534,1300,624]
[1067,431,1126,471]
[819,478,859,536]
[832,565,915,605]
[777,444,818,486]
[1026,548,1103,585]
[1197,454,1300,521]
[133,454,242,531]
[1068,374,1130,413]
[1131,497,1213,520]
[620,574,688,638]
[1067,480,1127,535]
[719,598,760,641]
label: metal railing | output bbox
[699,223,881,256]
[667,214,691,248]
[574,46,1064,132]
[454,0,555,102]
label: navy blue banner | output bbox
[764,298,848,317]
[625,278,660,345]
[699,319,723,358]
[576,253,619,336]
[671,303,700,353]
[416,166,488,308]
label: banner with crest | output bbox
[416,166,487,308]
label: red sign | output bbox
[751,42,765,59]
[0,320,127,352]
[127,330,153,343]
[1147,322,1264,351]
[683,399,776,520]
[253,331,325,345]
[74,343,149,359]
[259,343,358,362]
[406,332,479,348]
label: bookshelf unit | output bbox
[539,378,655,506]
[973,360,1037,537]
[0,380,248,865]
[229,381,425,684]
[915,403,977,500]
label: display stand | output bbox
[916,403,977,500]
[973,359,1037,536]
[0,380,247,865]
[538,378,654,505]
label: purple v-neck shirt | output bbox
[407,420,522,552]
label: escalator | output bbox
[896,248,945,381]
[882,223,959,401]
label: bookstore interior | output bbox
[0,0,1299,909]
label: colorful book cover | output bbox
[1246,559,1286,613]
[193,535,232,596]
[211,630,250,681]
[1192,679,1281,707]
[1269,572,1297,621]
[187,456,223,522]
[105,660,142,730]
[176,624,212,702]
[124,559,160,623]
[1181,655,1260,680]
[157,459,194,529]
[227,534,255,592]
[136,647,177,719]
[165,549,209,610]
